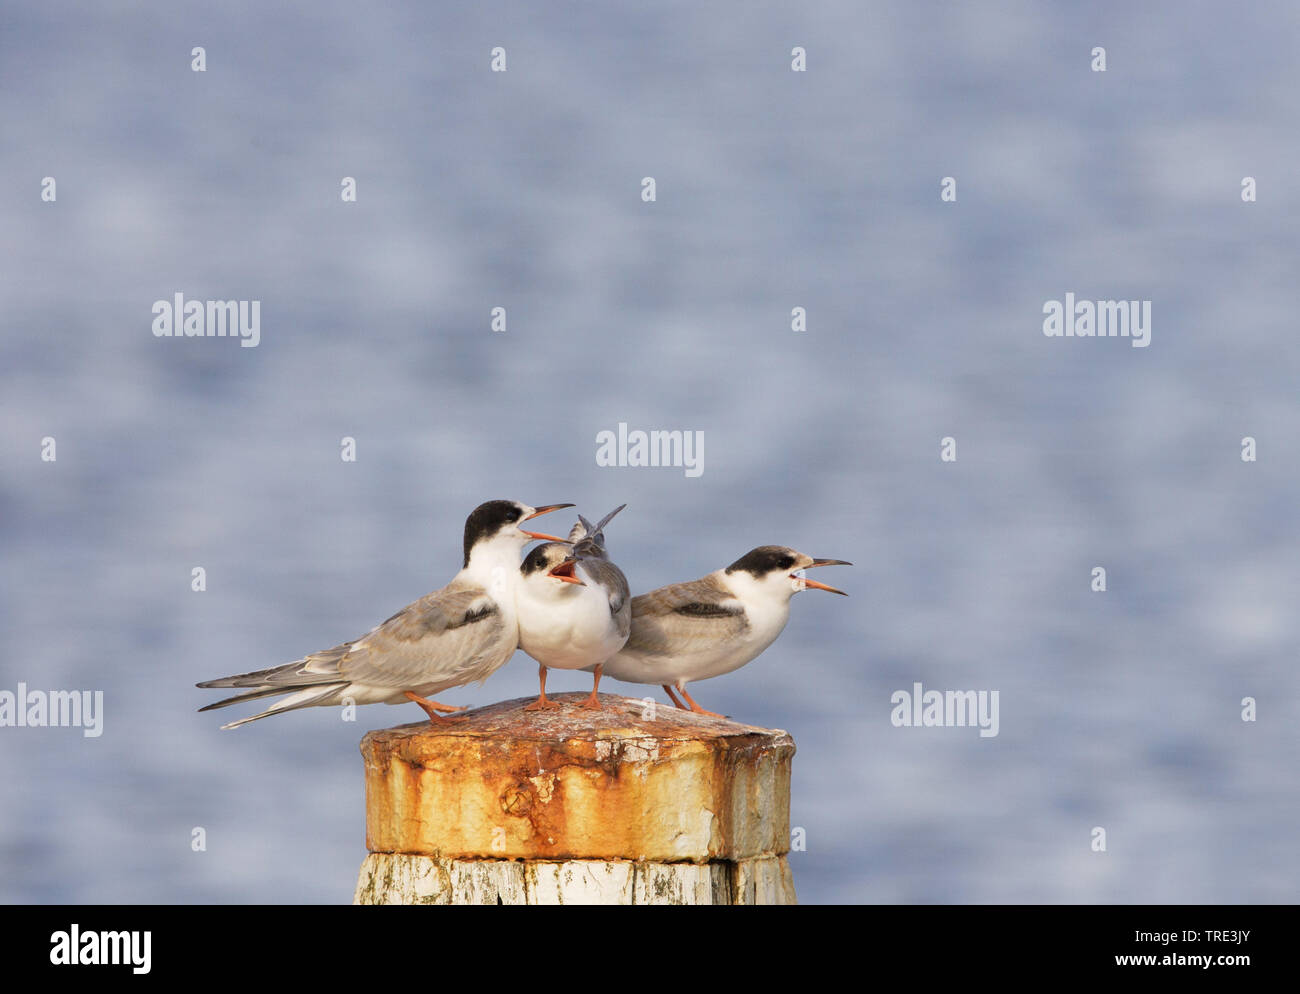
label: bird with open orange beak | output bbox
[196,500,572,728]
[586,546,850,716]
[516,505,631,711]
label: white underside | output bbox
[517,572,627,671]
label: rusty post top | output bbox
[360,693,796,863]
[361,692,794,754]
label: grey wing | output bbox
[622,576,748,657]
[196,584,512,722]
[583,558,632,638]
[337,584,513,691]
[198,642,353,692]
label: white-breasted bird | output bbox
[591,545,850,716]
[516,505,631,711]
[196,499,572,728]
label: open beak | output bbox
[521,503,574,542]
[796,576,848,595]
[549,559,585,585]
[792,558,851,596]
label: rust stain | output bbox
[360,693,794,862]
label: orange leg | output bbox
[677,685,724,718]
[580,664,603,710]
[524,665,562,711]
[404,691,465,724]
[662,684,687,710]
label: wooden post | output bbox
[353,694,797,904]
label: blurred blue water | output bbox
[1,1,1297,903]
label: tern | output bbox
[195,499,572,728]
[592,545,850,716]
[516,505,631,711]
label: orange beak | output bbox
[795,576,848,595]
[521,503,574,542]
[548,559,586,585]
